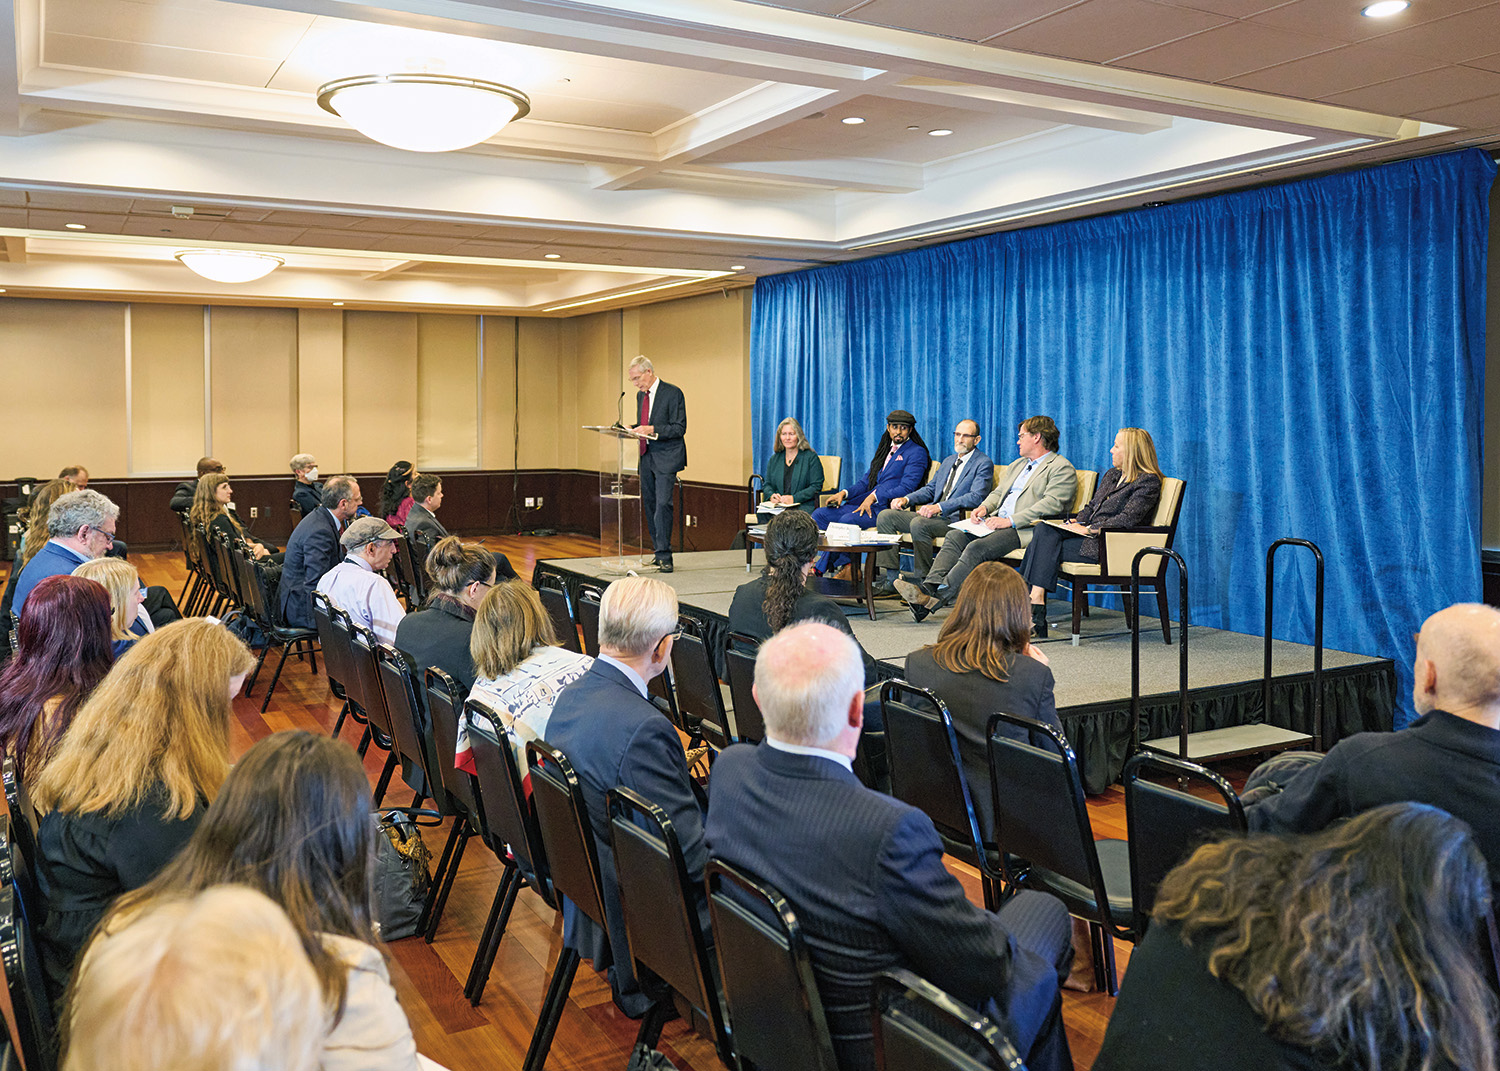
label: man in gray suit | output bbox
[404,473,447,544]
[896,416,1076,622]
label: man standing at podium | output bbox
[628,354,687,573]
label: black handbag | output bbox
[373,811,431,941]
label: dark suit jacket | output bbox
[706,744,1056,1071]
[542,658,707,1009]
[902,647,1060,841]
[404,502,447,544]
[1075,468,1162,561]
[906,449,995,520]
[169,479,196,512]
[728,575,877,688]
[278,507,341,628]
[292,480,323,517]
[844,442,930,509]
[636,380,687,473]
[395,597,476,695]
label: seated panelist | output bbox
[760,418,824,514]
[811,409,929,572]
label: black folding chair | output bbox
[608,787,729,1064]
[421,666,482,942]
[347,623,399,805]
[535,579,583,655]
[0,816,41,936]
[1122,751,1246,935]
[0,758,39,924]
[312,591,360,739]
[524,740,612,1071]
[989,713,1135,995]
[669,622,731,749]
[0,886,55,1071]
[177,511,211,614]
[239,549,318,713]
[409,530,436,605]
[374,644,442,811]
[723,632,766,743]
[576,584,604,658]
[880,680,1004,910]
[389,534,423,609]
[464,701,558,1006]
[872,968,1027,1071]
[706,857,838,1071]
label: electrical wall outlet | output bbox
[249,507,258,518]
[536,496,544,508]
[525,497,535,508]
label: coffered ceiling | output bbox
[0,0,1493,314]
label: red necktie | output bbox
[639,391,649,455]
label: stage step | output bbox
[1142,724,1312,763]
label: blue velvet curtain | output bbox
[751,149,1494,728]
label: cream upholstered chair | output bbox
[815,454,843,508]
[1058,476,1186,645]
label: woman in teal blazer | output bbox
[761,418,824,514]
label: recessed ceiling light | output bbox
[0,288,7,293]
[332,301,345,306]
[928,129,954,137]
[1361,0,1408,15]
[841,116,865,125]
[65,223,87,230]
[730,265,747,271]
[907,125,920,131]
[543,253,562,259]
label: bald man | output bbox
[1247,602,1500,880]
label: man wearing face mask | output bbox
[289,454,322,518]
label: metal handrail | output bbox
[1264,538,1325,750]
[1130,547,1189,756]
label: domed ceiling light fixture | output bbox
[317,74,531,152]
[175,249,284,283]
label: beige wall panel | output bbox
[572,311,622,474]
[344,312,418,474]
[298,309,345,473]
[515,319,566,470]
[131,304,206,475]
[0,299,128,478]
[417,314,479,469]
[631,290,753,485]
[480,315,518,470]
[210,307,297,475]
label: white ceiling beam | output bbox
[0,0,40,135]
[1,235,24,262]
[362,259,418,280]
[881,80,1172,136]
[677,160,923,194]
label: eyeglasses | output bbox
[954,431,979,439]
[88,526,116,547]
[660,626,684,645]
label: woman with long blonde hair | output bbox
[189,472,279,561]
[760,417,823,513]
[16,477,70,567]
[32,618,254,998]
[73,557,148,657]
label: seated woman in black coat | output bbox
[1095,802,1497,1071]
[393,536,494,695]
[1018,427,1162,638]
[903,562,1060,842]
[189,473,281,563]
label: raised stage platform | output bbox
[535,550,1396,792]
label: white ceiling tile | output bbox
[25,190,128,211]
[1156,0,1292,18]
[0,209,29,227]
[1364,2,1500,62]
[1468,52,1500,72]
[361,234,465,255]
[990,0,1231,65]
[849,0,1087,42]
[1115,20,1340,80]
[746,0,871,15]
[206,223,307,244]
[1223,41,1441,98]
[119,216,227,239]
[25,209,127,233]
[1403,90,1500,125]
[1320,63,1500,113]
[1247,0,1494,43]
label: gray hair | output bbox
[321,476,357,510]
[289,454,316,474]
[598,576,678,657]
[754,623,864,747]
[47,490,120,539]
[628,354,654,374]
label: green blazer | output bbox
[762,449,824,512]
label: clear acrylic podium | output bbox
[582,425,646,574]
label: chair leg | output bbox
[632,999,674,1053]
[258,641,296,714]
[465,864,520,1005]
[356,725,372,758]
[980,874,1001,912]
[416,819,463,936]
[331,699,351,739]
[372,750,398,807]
[523,947,580,1071]
[1071,584,1085,645]
[1156,584,1172,644]
[423,824,471,943]
[244,643,270,696]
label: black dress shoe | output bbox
[1031,603,1049,639]
[658,562,674,574]
[907,599,933,623]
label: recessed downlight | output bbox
[543,253,562,259]
[1361,0,1408,15]
[928,129,954,137]
[65,222,87,230]
[332,301,345,306]
[841,116,865,125]
[730,265,747,271]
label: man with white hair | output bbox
[314,515,406,645]
[627,355,687,573]
[543,575,705,1015]
[706,622,1074,1071]
[1248,602,1500,881]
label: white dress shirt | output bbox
[316,554,406,646]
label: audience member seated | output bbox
[705,622,1074,1071]
[544,575,705,1017]
[1016,427,1162,638]
[290,453,323,517]
[58,464,89,490]
[31,619,253,998]
[464,579,592,773]
[1,477,70,628]
[1245,601,1500,884]
[874,418,993,597]
[170,456,225,513]
[1094,802,1497,1071]
[64,886,327,1071]
[190,473,282,562]
[759,417,824,514]
[87,731,440,1071]
[405,472,517,580]
[279,475,361,629]
[315,516,406,645]
[380,461,416,528]
[72,557,150,657]
[0,575,113,781]
[394,536,494,694]
[903,563,1061,840]
[896,416,1076,621]
[811,410,930,573]
[728,509,878,705]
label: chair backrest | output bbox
[669,627,731,749]
[289,497,306,525]
[327,607,366,714]
[818,455,842,493]
[389,534,420,606]
[987,713,1110,903]
[706,858,839,1071]
[408,531,435,604]
[1096,476,1188,578]
[0,885,55,1071]
[608,788,729,1062]
[576,586,603,658]
[536,581,583,655]
[0,758,39,901]
[723,633,765,744]
[1122,751,1246,934]
[348,623,395,738]
[210,530,243,608]
[1071,470,1098,514]
[526,740,608,929]
[872,969,1025,1071]
[375,644,442,807]
[424,667,479,820]
[880,681,986,855]
[178,511,202,571]
[852,730,888,792]
[465,701,555,906]
[310,591,350,699]
[0,816,41,934]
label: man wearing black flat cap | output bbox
[811,409,930,572]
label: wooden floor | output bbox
[8,535,1254,1071]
